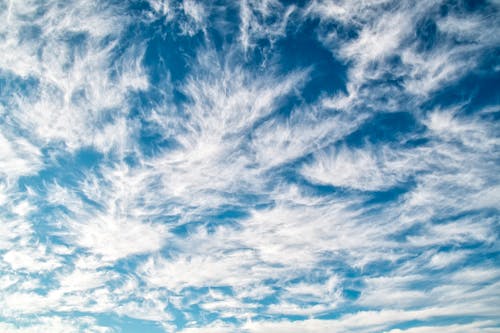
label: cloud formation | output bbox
[0,0,498,332]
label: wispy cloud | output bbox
[0,0,498,332]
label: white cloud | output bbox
[66,213,167,262]
[427,250,469,269]
[3,246,62,272]
[242,306,500,333]
[385,321,500,333]
[50,165,169,262]
[57,268,114,293]
[181,0,206,35]
[178,321,236,333]
[1,0,147,153]
[239,0,295,53]
[251,105,367,169]
[0,132,41,180]
[301,144,421,191]
[0,0,498,331]
[140,250,262,292]
[0,317,114,333]
[309,0,499,106]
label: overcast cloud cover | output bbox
[0,0,499,332]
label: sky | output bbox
[0,0,499,332]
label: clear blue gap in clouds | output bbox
[0,0,499,332]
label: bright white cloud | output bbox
[0,0,498,332]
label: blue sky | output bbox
[0,0,499,332]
